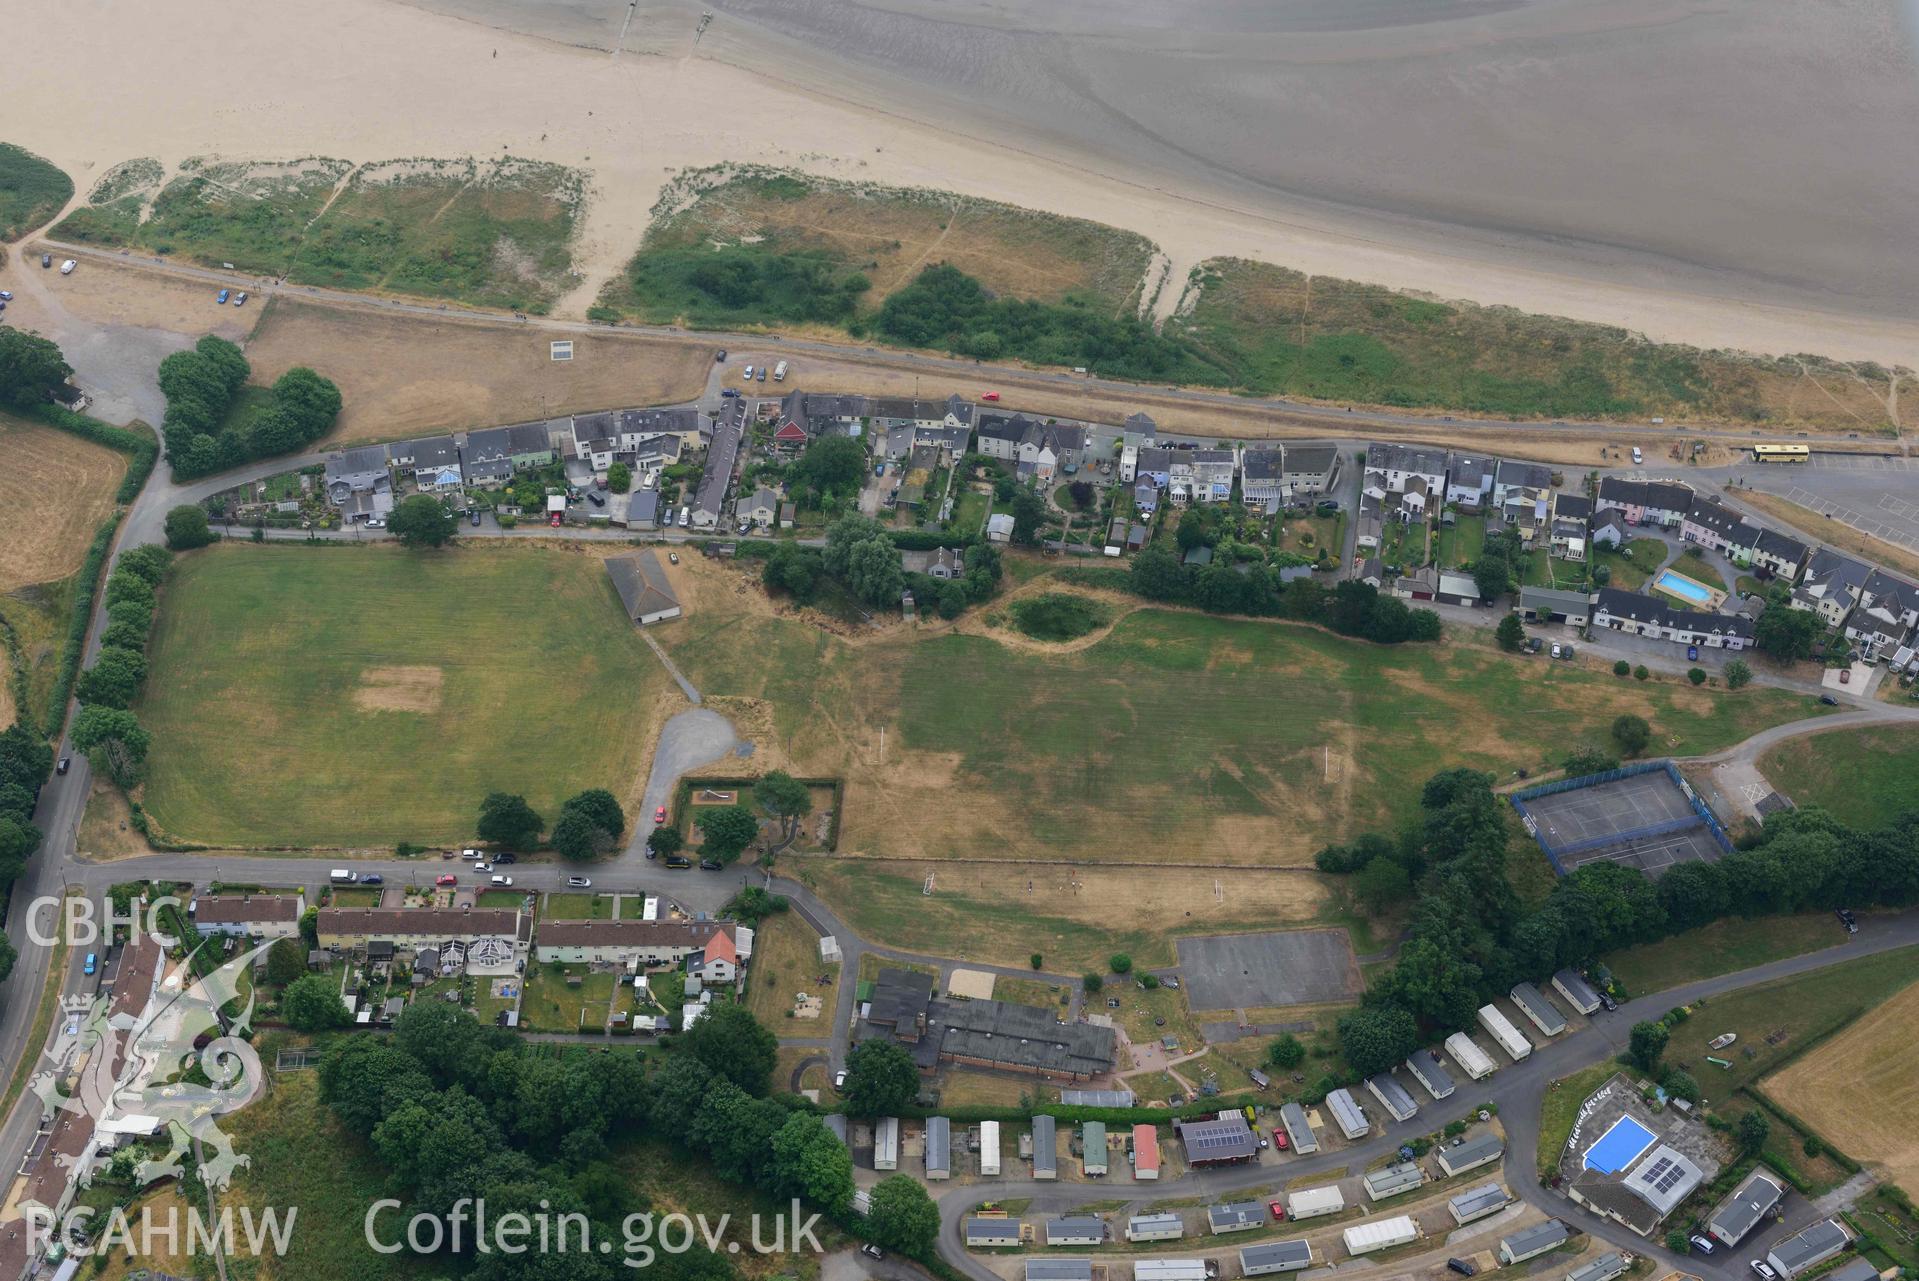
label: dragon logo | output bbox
[31,937,273,1192]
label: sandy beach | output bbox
[8,0,1919,368]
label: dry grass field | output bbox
[1758,725,1919,831]
[1766,977,1919,1195]
[743,908,838,1030]
[663,556,1823,871]
[0,415,126,591]
[240,298,714,447]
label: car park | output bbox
[757,366,766,380]
[566,876,592,888]
[436,874,458,886]
[742,366,754,380]
[217,289,230,304]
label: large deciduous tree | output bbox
[477,793,543,849]
[840,1038,920,1116]
[283,973,352,1031]
[752,771,813,844]
[0,330,73,407]
[682,1002,778,1096]
[389,494,458,548]
[694,804,760,865]
[866,1176,941,1257]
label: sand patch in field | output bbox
[352,665,443,713]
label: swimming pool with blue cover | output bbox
[1583,1116,1657,1174]
[1653,569,1714,604]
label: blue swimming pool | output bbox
[1584,1116,1657,1174]
[1653,569,1714,604]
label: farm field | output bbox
[601,167,1156,328]
[1662,945,1919,1093]
[138,545,670,847]
[667,574,1825,866]
[1173,258,1917,432]
[0,143,72,241]
[240,299,712,448]
[1757,725,1919,830]
[0,415,127,592]
[50,156,584,310]
[1766,976,1919,1196]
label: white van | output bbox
[773,360,789,382]
[678,505,691,526]
[329,868,357,884]
[59,259,77,275]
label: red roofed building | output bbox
[1133,1124,1161,1180]
[697,928,739,984]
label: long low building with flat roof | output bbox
[1565,1253,1629,1281]
[1364,1161,1427,1202]
[1499,1221,1570,1265]
[1437,1131,1505,1177]
[1552,969,1603,1015]
[1278,1102,1318,1153]
[1766,1219,1850,1279]
[966,1219,1023,1249]
[1449,1183,1510,1225]
[1177,1114,1259,1165]
[1046,1218,1105,1247]
[1406,1053,1455,1100]
[1027,1260,1092,1281]
[1708,1169,1785,1247]
[1207,1202,1267,1235]
[1032,1115,1058,1179]
[1240,1240,1313,1277]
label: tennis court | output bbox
[1519,767,1726,876]
[1584,1116,1657,1174]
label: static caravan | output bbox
[1132,1124,1160,1180]
[1207,1202,1267,1235]
[1498,1220,1569,1265]
[1708,1170,1785,1247]
[1445,1032,1497,1080]
[1028,1260,1093,1281]
[1279,1101,1319,1154]
[1364,1160,1427,1202]
[1241,1241,1314,1277]
[1406,1053,1455,1100]
[1325,1087,1371,1140]
[1082,1121,1109,1177]
[1287,1186,1345,1221]
[1436,1132,1505,1177]
[1032,1115,1058,1180]
[1477,1004,1533,1061]
[1047,1218,1106,1248]
[1344,1216,1418,1257]
[1766,1219,1850,1279]
[967,1219,1024,1250]
[874,1116,900,1171]
[1366,1073,1419,1123]
[1552,968,1602,1016]
[1126,1213,1185,1244]
[1448,1183,1510,1226]
[1509,983,1568,1037]
[925,1117,952,1180]
[1134,1262,1209,1281]
[1565,1253,1629,1281]
[980,1120,1002,1176]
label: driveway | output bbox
[623,709,743,861]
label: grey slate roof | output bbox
[1566,1253,1629,1281]
[967,1219,1023,1247]
[1754,526,1808,566]
[1045,1217,1105,1245]
[1552,969,1601,1012]
[1406,1054,1455,1098]
[1449,1183,1509,1220]
[1027,1261,1093,1281]
[1283,443,1338,476]
[1240,1241,1313,1275]
[695,412,743,519]
[1207,1202,1267,1233]
[1768,1219,1850,1275]
[1437,1131,1505,1174]
[1366,1073,1418,1118]
[604,551,680,621]
[1241,448,1283,481]
[1501,1220,1570,1258]
[404,434,461,469]
[1709,1170,1784,1246]
[1498,458,1553,491]
[1594,587,1756,641]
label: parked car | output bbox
[1687,644,1700,661]
[588,492,605,507]
[1598,991,1618,1012]
[1447,1261,1477,1278]
[1819,693,1839,705]
[84,953,97,977]
[699,858,723,871]
[56,756,70,775]
[663,855,692,869]
[1837,907,1858,934]
[1267,1201,1286,1221]
[549,513,563,527]
[566,876,592,888]
[1751,1262,1778,1280]
[492,852,516,865]
[471,861,492,873]
[654,805,668,825]
[1689,1236,1716,1256]
[721,388,740,398]
[742,366,754,380]
[1550,643,1576,660]
[981,391,1000,401]
[1272,1128,1289,1151]
[234,291,248,306]
[469,510,482,526]
[216,289,230,304]
[714,349,727,362]
[1839,668,1851,684]
[834,1069,848,1088]
[60,260,76,274]
[367,518,386,529]
[490,875,514,887]
[436,874,458,886]
[42,254,53,268]
[0,290,11,301]
[362,874,384,886]
[756,366,766,381]
[668,552,679,565]
[1523,637,1545,654]
[860,1246,884,1260]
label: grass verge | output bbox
[1756,725,1919,830]
[1603,913,1848,997]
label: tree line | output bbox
[158,337,342,480]
[1128,544,1442,643]
[70,545,175,804]
[316,997,943,1278]
[763,515,1004,619]
[1318,768,1919,1080]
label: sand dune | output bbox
[9,0,1919,368]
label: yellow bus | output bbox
[1752,444,1810,463]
